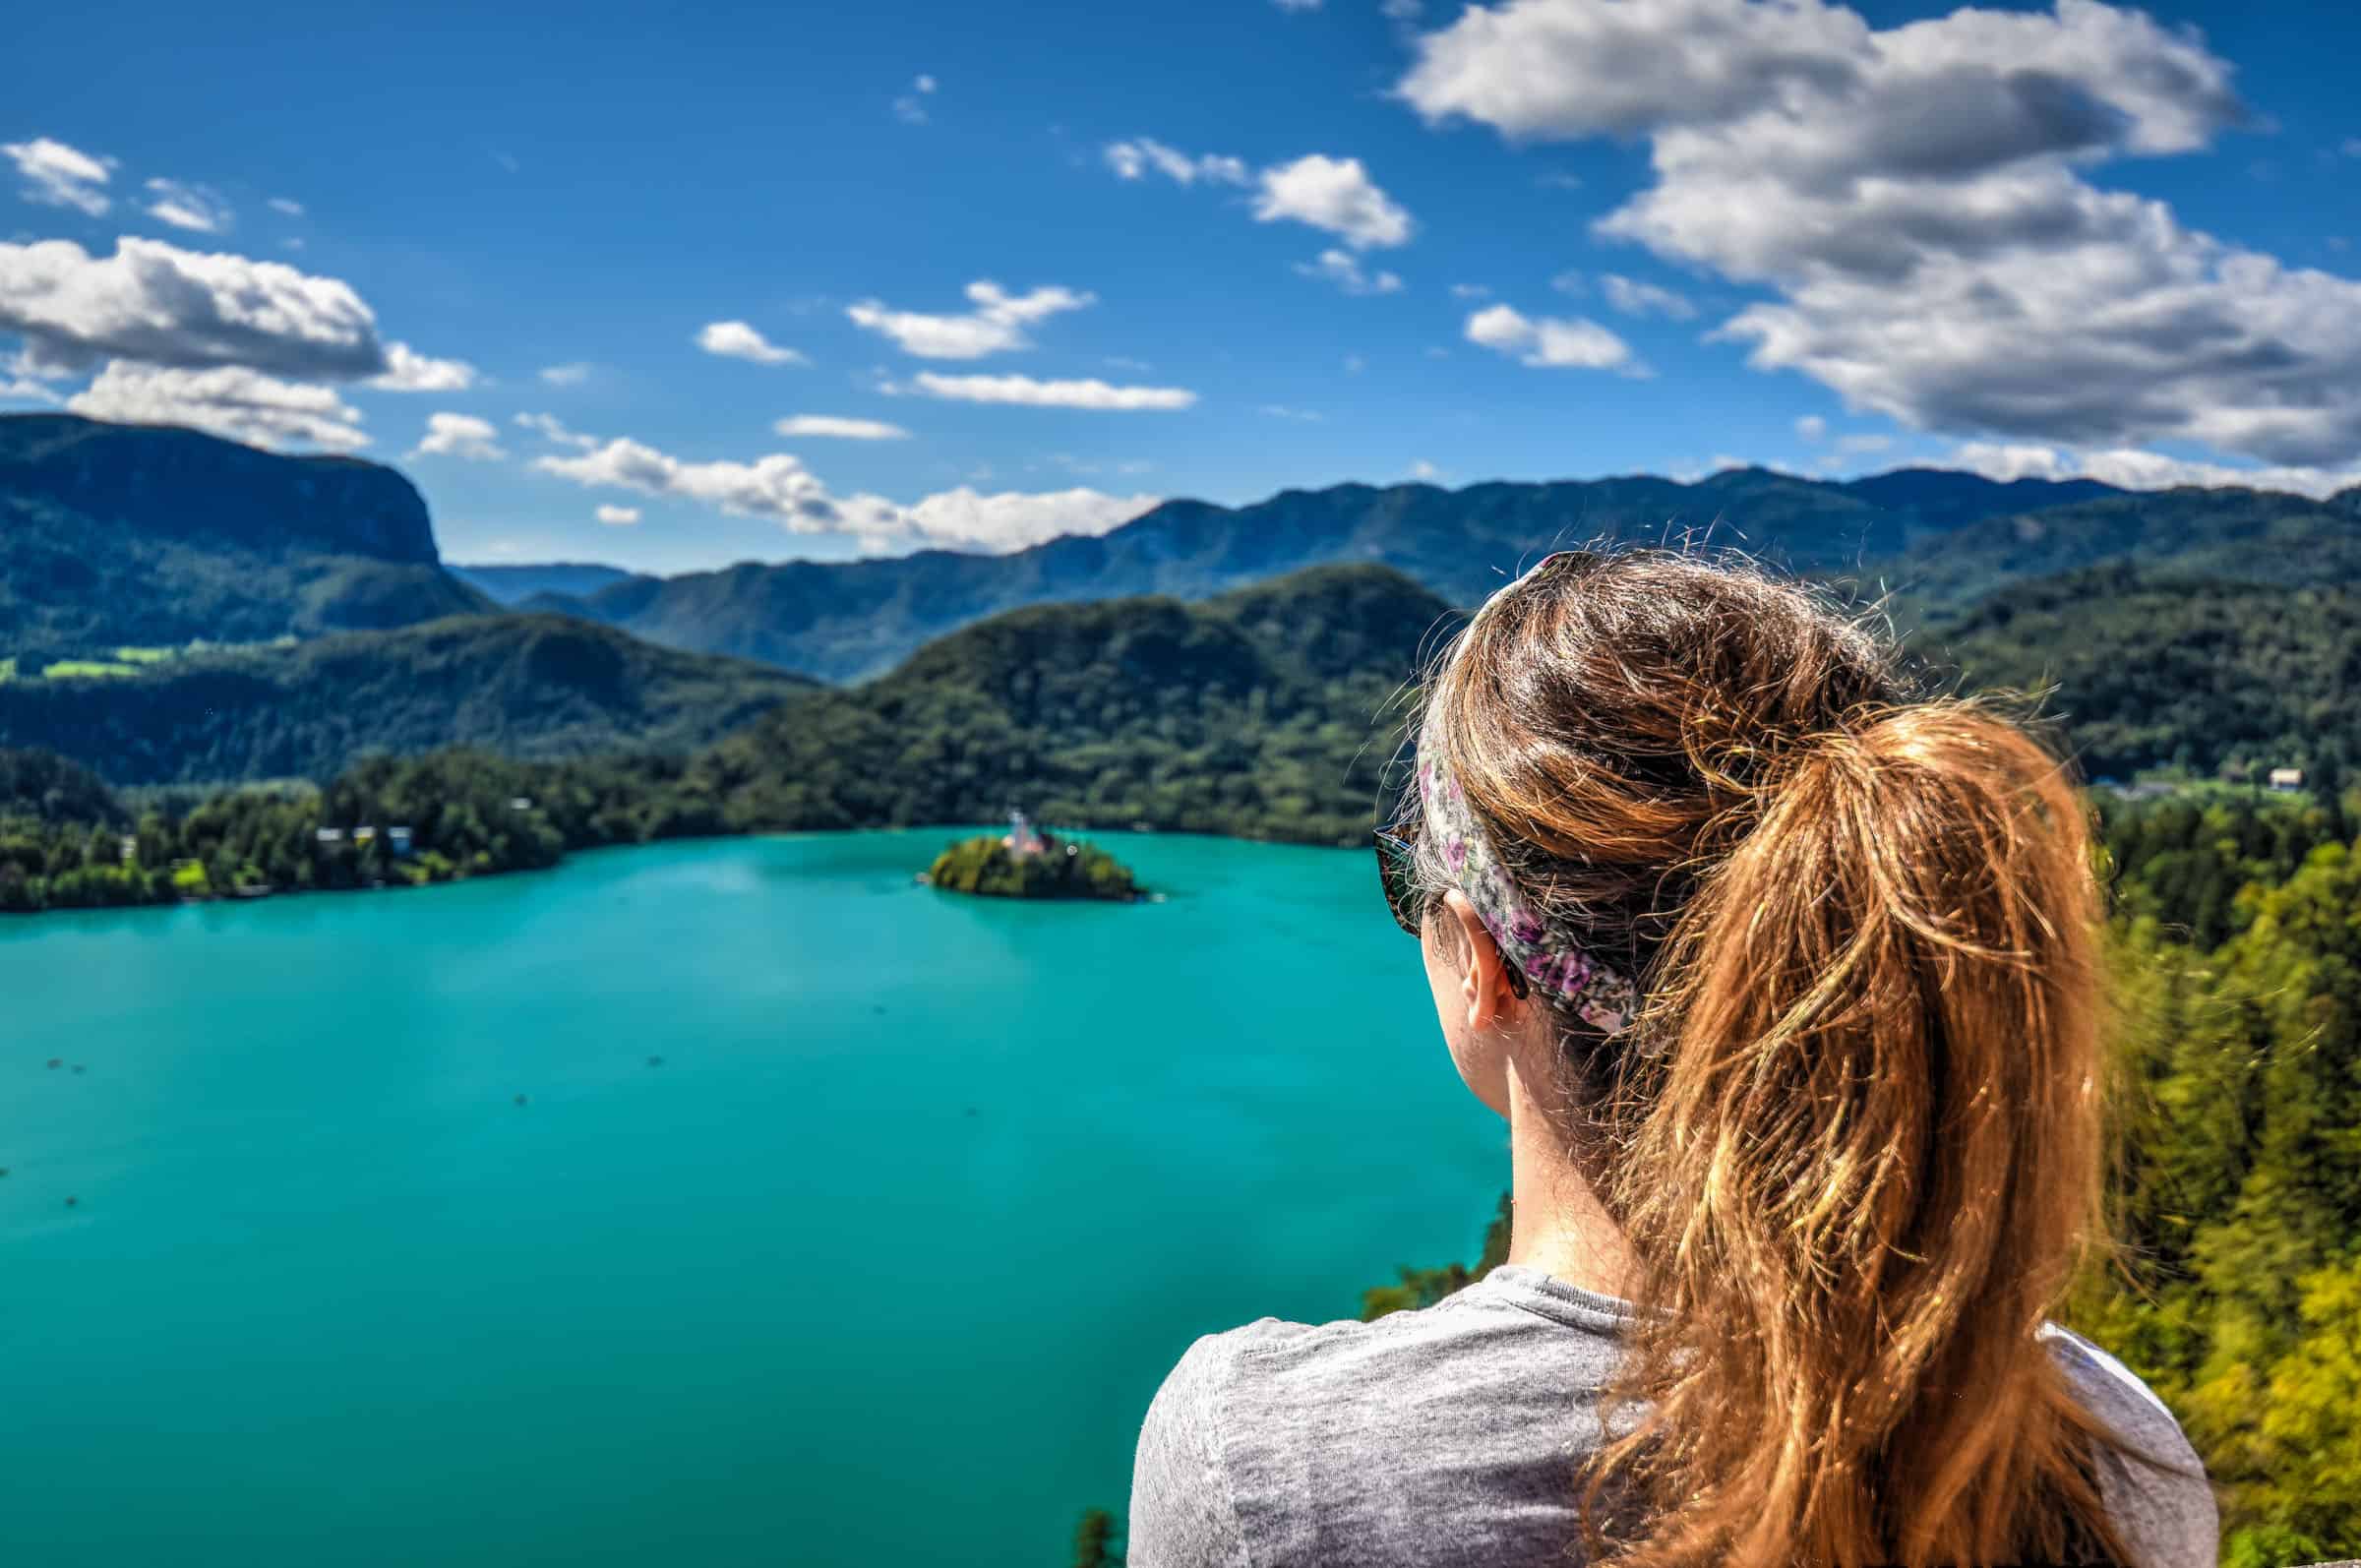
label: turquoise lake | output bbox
[0,831,1507,1567]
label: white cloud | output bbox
[1835,432,1893,453]
[1343,354,1366,373]
[1260,404,1324,421]
[895,487,1162,552]
[893,371,1197,410]
[2,137,114,216]
[696,320,808,365]
[595,505,641,526]
[533,431,1159,554]
[1408,458,1442,480]
[893,75,938,124]
[67,361,368,451]
[774,414,910,440]
[1274,0,1323,11]
[1450,282,1491,299]
[1253,153,1415,249]
[1548,270,1584,295]
[369,341,478,392]
[1102,139,1252,187]
[0,236,386,379]
[144,178,234,234]
[539,362,593,386]
[0,375,62,405]
[1945,440,2361,501]
[1295,248,1404,295]
[1383,0,1423,17]
[1464,303,1639,371]
[847,280,1095,359]
[1536,171,1585,191]
[1397,0,2361,470]
[1794,414,1827,443]
[267,197,305,217]
[2342,137,2361,158]
[411,411,506,460]
[514,411,596,450]
[1600,272,1697,320]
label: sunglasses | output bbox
[1372,819,1530,999]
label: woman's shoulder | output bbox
[2039,1324,2219,1568]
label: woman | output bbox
[1128,550,2213,1568]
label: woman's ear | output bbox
[1439,891,1523,1034]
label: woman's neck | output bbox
[1500,1060,1642,1300]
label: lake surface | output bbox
[0,831,1506,1567]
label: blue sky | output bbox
[4,0,2358,573]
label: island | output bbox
[920,810,1144,902]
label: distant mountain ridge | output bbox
[449,562,653,606]
[529,465,2146,682]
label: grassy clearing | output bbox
[41,660,145,679]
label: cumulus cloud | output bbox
[144,178,234,234]
[847,280,1095,359]
[67,361,368,450]
[1295,248,1404,294]
[1396,0,2361,468]
[1600,272,1698,320]
[595,505,640,525]
[0,375,62,406]
[1103,139,1252,186]
[539,362,592,386]
[774,414,910,439]
[369,341,479,392]
[1253,154,1414,249]
[2,137,114,215]
[1946,440,2361,501]
[514,411,597,449]
[1464,303,1639,371]
[533,431,1160,554]
[894,487,1162,552]
[696,320,808,365]
[411,411,506,460]
[267,197,305,217]
[0,236,385,379]
[893,372,1197,409]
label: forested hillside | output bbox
[0,414,490,661]
[0,615,812,785]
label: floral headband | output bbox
[1414,753,1642,1037]
[1414,546,1637,1038]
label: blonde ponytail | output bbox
[1594,702,2125,1568]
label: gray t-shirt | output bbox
[1129,1264,2215,1568]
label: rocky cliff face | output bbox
[0,414,439,565]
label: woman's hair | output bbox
[1407,547,2129,1568]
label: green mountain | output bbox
[696,563,1455,843]
[1920,563,2361,784]
[541,467,2133,682]
[0,413,489,663]
[0,613,814,787]
[448,562,652,606]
